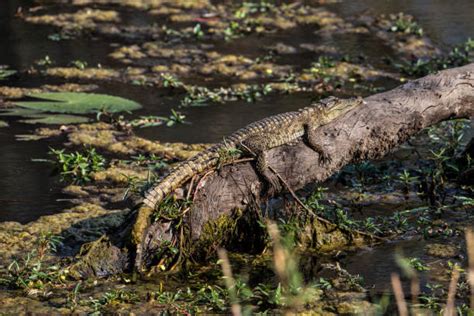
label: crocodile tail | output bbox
[143,147,220,209]
[132,147,220,271]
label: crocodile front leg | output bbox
[304,123,332,165]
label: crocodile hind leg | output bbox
[255,150,282,195]
[304,124,332,165]
[241,137,282,196]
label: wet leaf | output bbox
[13,92,142,114]
[0,120,8,127]
[19,114,91,125]
[15,134,51,141]
[0,67,16,80]
[0,108,44,117]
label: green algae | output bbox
[44,67,120,80]
[298,217,369,252]
[91,165,148,185]
[62,122,208,159]
[0,203,110,262]
[359,12,441,60]
[425,243,459,258]
[0,84,97,101]
[24,8,120,30]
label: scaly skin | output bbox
[132,96,363,270]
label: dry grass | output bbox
[391,273,408,316]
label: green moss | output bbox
[192,213,241,259]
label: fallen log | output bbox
[186,63,474,240]
[72,64,474,276]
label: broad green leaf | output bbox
[13,92,142,114]
[0,120,8,127]
[0,108,90,125]
[0,108,44,117]
[19,114,91,125]
[0,69,16,80]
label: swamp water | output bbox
[0,0,473,310]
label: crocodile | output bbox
[132,96,364,269]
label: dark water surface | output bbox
[0,0,472,225]
[331,0,474,48]
[344,238,430,293]
[0,123,71,222]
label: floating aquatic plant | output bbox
[13,92,142,114]
[0,66,16,80]
[19,115,90,125]
[4,92,140,125]
[0,108,91,125]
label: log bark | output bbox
[186,63,474,239]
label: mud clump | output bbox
[68,235,129,279]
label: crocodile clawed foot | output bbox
[263,173,282,197]
[318,151,332,166]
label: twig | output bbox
[267,166,316,217]
[410,276,420,312]
[192,170,215,202]
[444,268,460,316]
[221,157,254,166]
[186,175,196,200]
[268,166,385,242]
